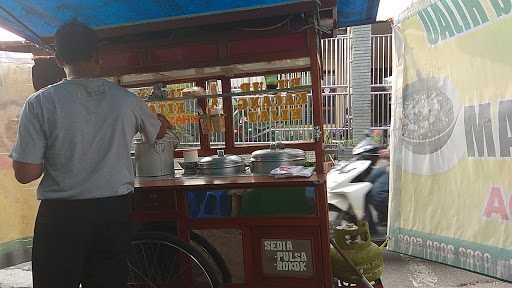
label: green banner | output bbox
[389,0,512,281]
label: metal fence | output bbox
[322,35,352,145]
[231,73,315,144]
[371,34,392,129]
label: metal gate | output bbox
[371,34,393,130]
[322,35,352,145]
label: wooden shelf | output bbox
[135,174,324,191]
[224,85,311,98]
[143,85,312,102]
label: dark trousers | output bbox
[365,167,389,234]
[32,194,133,288]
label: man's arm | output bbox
[12,160,43,184]
[9,99,46,184]
[155,113,171,140]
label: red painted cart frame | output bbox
[92,5,334,287]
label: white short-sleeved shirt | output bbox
[10,78,160,200]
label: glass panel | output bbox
[186,186,316,219]
[238,186,316,217]
[192,229,245,284]
[231,73,314,145]
[131,83,201,149]
[206,80,225,148]
[167,83,200,149]
[201,80,226,148]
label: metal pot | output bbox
[250,143,305,175]
[134,131,178,177]
[198,150,244,176]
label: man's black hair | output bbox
[55,21,97,65]
[32,57,66,90]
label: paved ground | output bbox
[0,262,31,288]
[381,252,511,288]
[0,253,510,288]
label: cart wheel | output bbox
[137,223,232,284]
[128,231,222,288]
[190,232,232,284]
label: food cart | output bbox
[0,1,383,287]
[121,7,334,287]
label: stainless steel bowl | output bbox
[250,143,305,175]
[198,151,244,176]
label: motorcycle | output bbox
[327,136,388,241]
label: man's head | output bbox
[55,21,97,68]
[32,57,66,91]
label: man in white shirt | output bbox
[10,21,169,288]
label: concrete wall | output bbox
[350,25,372,141]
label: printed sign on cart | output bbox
[261,239,313,277]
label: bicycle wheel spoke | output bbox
[165,250,179,284]
[141,243,156,283]
[173,257,213,288]
[128,235,219,288]
[128,261,159,288]
[149,242,161,282]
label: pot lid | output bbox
[199,150,243,169]
[251,143,305,162]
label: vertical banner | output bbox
[389,0,512,281]
[0,52,38,268]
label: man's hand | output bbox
[156,113,171,140]
[12,160,43,184]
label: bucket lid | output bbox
[133,130,179,147]
[199,150,243,169]
[251,143,305,162]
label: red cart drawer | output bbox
[133,190,177,212]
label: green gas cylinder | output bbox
[330,221,386,283]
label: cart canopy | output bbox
[0,0,379,44]
[337,0,380,27]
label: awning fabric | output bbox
[337,0,380,27]
[0,0,380,45]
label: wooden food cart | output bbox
[112,4,336,287]
[0,1,340,287]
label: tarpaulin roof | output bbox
[337,0,380,27]
[0,0,379,45]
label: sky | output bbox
[0,28,23,41]
[0,1,415,41]
[377,0,415,20]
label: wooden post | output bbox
[196,80,212,154]
[308,28,325,175]
[222,77,235,150]
[308,27,332,288]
